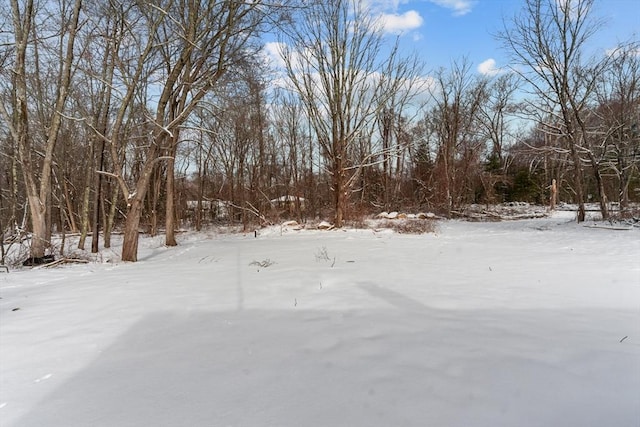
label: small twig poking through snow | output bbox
[620,336,628,343]
[313,246,338,268]
[294,298,297,307]
[315,246,331,262]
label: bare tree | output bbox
[67,1,121,252]
[376,95,423,210]
[594,41,640,215]
[82,0,267,261]
[424,59,488,216]
[0,20,20,234]
[271,91,310,221]
[279,0,424,226]
[0,0,83,259]
[477,73,521,168]
[476,73,521,203]
[498,0,612,221]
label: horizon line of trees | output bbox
[1,0,638,263]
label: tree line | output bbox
[1,0,638,262]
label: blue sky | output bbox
[373,0,639,74]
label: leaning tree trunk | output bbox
[121,136,168,261]
[121,155,158,261]
[121,197,144,262]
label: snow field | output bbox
[1,212,639,426]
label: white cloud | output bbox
[379,10,424,33]
[362,0,408,14]
[262,42,287,69]
[477,58,504,76]
[605,45,640,58]
[429,0,475,16]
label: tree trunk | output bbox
[165,147,177,247]
[196,174,204,232]
[91,139,106,253]
[121,144,160,261]
[11,0,41,257]
[45,181,52,247]
[592,165,609,220]
[104,182,118,249]
[381,110,392,210]
[550,179,557,211]
[334,155,346,227]
[619,165,630,214]
[10,0,82,258]
[11,140,19,226]
[122,197,143,262]
[0,196,5,264]
[58,183,68,256]
[568,142,586,222]
[77,142,93,250]
[441,145,453,218]
[149,167,161,236]
[28,196,47,258]
[62,177,78,232]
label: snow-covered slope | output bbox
[1,212,638,426]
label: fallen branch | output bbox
[228,201,273,227]
[37,258,91,269]
[584,225,633,231]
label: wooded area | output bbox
[1,0,638,262]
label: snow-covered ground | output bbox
[1,211,639,426]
